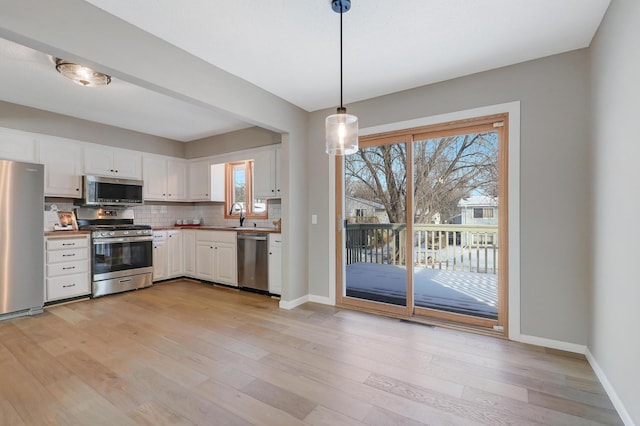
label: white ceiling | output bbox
[0,0,610,142]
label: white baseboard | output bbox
[308,295,333,305]
[515,333,587,354]
[279,295,309,310]
[279,294,334,309]
[585,348,635,426]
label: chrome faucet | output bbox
[229,202,245,227]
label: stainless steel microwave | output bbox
[82,175,144,206]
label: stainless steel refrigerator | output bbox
[0,159,44,318]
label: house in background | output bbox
[345,196,389,223]
[454,195,498,226]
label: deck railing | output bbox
[345,223,498,274]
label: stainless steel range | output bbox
[76,207,153,297]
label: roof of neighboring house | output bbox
[458,195,498,207]
[346,196,386,211]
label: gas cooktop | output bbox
[79,224,152,231]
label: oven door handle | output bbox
[93,236,153,244]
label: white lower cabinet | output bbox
[45,235,91,302]
[167,230,183,278]
[152,231,168,281]
[153,229,239,286]
[195,231,237,286]
[268,233,282,295]
[183,230,196,276]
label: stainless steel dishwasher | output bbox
[237,233,269,292]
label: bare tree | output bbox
[345,132,497,224]
[346,143,407,223]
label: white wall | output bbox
[590,0,640,424]
[308,50,592,345]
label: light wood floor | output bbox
[0,280,623,425]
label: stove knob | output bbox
[123,231,129,235]
[137,230,143,234]
[109,231,115,236]
[101,232,108,237]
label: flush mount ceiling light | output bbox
[325,0,358,156]
[55,58,111,87]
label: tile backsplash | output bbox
[45,199,282,229]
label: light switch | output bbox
[311,214,318,225]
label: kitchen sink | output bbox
[197,225,276,232]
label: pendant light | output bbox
[325,0,358,156]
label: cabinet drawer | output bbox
[47,273,90,301]
[47,238,89,251]
[47,248,88,263]
[47,260,89,277]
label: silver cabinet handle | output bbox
[62,266,76,270]
[62,253,76,257]
[62,283,76,288]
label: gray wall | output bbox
[0,100,185,157]
[590,0,639,423]
[308,50,592,345]
[185,126,281,159]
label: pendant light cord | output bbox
[340,5,343,109]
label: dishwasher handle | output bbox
[237,233,268,241]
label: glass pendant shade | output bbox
[55,59,111,87]
[326,108,358,155]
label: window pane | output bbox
[344,142,408,307]
[233,164,246,207]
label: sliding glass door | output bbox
[336,114,508,331]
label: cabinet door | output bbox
[39,140,83,198]
[196,241,215,281]
[167,231,183,277]
[215,242,237,286]
[113,150,142,179]
[188,160,211,201]
[143,157,167,200]
[153,241,168,281]
[210,163,225,202]
[84,146,115,176]
[0,128,36,162]
[268,234,282,295]
[183,230,196,276]
[274,146,282,196]
[253,149,276,198]
[167,160,188,201]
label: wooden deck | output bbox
[0,280,623,425]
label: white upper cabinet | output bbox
[274,146,282,197]
[188,160,211,201]
[143,157,167,200]
[38,136,83,198]
[253,146,281,199]
[0,127,37,162]
[84,146,142,179]
[210,163,225,202]
[167,159,188,201]
[143,156,188,201]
